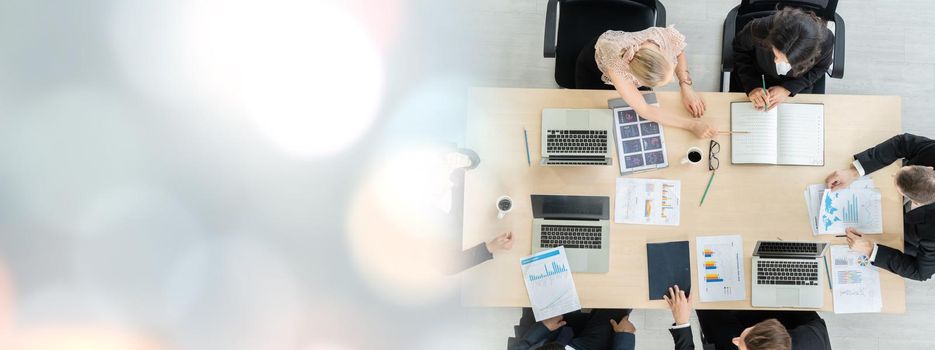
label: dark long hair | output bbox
[763,7,828,76]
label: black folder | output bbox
[647,241,691,300]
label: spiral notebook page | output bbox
[731,103,778,164]
[777,103,824,166]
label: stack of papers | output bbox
[830,245,882,314]
[695,235,746,302]
[520,247,582,321]
[615,178,681,225]
[804,177,882,235]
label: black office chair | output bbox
[544,0,667,89]
[720,0,845,93]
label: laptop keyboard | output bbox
[546,130,608,154]
[540,225,602,249]
[758,242,821,255]
[756,260,819,286]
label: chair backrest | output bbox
[735,0,837,32]
[551,0,662,88]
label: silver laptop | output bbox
[752,240,828,308]
[530,194,610,273]
[541,109,613,166]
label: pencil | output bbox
[823,255,833,291]
[523,128,531,166]
[761,74,769,111]
[699,171,715,206]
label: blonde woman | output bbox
[575,26,717,139]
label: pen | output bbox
[835,232,862,238]
[823,255,833,291]
[761,74,770,111]
[699,171,715,206]
[718,131,751,134]
[523,128,531,166]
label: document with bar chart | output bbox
[614,178,681,226]
[695,235,746,302]
[817,188,883,234]
[830,245,882,314]
[520,247,581,321]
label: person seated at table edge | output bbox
[664,285,830,350]
[509,308,636,350]
[577,25,717,139]
[733,7,834,111]
[826,133,935,281]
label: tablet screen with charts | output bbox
[608,95,669,174]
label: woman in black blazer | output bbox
[732,7,834,110]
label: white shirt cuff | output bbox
[670,323,691,330]
[852,160,867,177]
[868,243,879,262]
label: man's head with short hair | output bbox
[896,165,935,205]
[732,319,791,350]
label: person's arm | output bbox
[732,19,766,94]
[847,228,935,281]
[675,52,706,118]
[664,285,695,350]
[609,73,716,139]
[449,232,513,274]
[778,31,834,96]
[872,244,935,281]
[609,315,637,350]
[512,316,565,350]
[669,326,695,350]
[854,133,935,175]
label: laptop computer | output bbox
[540,109,613,166]
[751,240,828,308]
[530,194,610,273]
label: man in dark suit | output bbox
[825,133,935,281]
[664,286,831,350]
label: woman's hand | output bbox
[680,86,706,118]
[485,232,514,254]
[766,86,791,110]
[748,88,770,111]
[690,120,717,139]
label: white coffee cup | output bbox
[496,195,513,219]
[681,147,704,165]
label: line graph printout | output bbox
[830,245,882,314]
[520,247,581,321]
[818,188,882,234]
[696,235,745,302]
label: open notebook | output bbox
[731,102,824,166]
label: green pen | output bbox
[700,171,715,206]
[823,255,833,291]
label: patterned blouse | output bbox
[594,25,687,86]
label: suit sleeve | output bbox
[780,30,834,96]
[448,243,493,274]
[669,326,696,350]
[732,21,764,94]
[853,134,935,175]
[612,332,636,350]
[510,323,555,350]
[872,244,935,281]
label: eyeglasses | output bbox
[709,140,720,171]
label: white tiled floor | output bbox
[452,0,935,348]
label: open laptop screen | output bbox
[531,194,609,221]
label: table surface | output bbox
[460,88,906,313]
